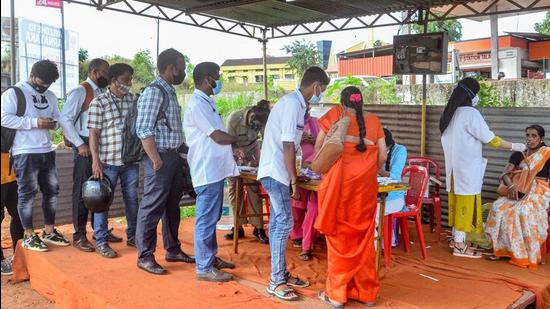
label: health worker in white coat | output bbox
[439,77,526,259]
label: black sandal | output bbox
[285,272,310,288]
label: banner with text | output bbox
[36,0,62,9]
[18,18,79,98]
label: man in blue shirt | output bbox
[135,48,195,275]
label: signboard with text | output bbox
[36,0,62,9]
[1,17,18,42]
[18,18,78,98]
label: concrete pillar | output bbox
[490,8,499,80]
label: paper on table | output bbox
[377,177,399,186]
[238,166,258,173]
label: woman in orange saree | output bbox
[314,86,386,308]
[486,125,550,269]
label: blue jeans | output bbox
[93,163,139,246]
[12,151,58,230]
[260,177,293,284]
[194,180,224,274]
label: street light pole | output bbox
[60,1,67,98]
[420,9,429,157]
[261,30,268,100]
[10,0,16,86]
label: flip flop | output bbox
[453,244,482,259]
[266,282,299,301]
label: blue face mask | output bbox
[211,79,222,95]
[309,85,323,104]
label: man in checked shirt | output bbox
[135,48,195,275]
[88,63,140,258]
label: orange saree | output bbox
[315,106,384,304]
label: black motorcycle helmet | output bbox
[82,177,114,212]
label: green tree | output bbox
[78,48,89,82]
[373,40,383,47]
[131,49,155,84]
[105,54,132,65]
[78,48,88,63]
[1,46,11,74]
[412,13,463,41]
[282,39,320,77]
[534,11,550,35]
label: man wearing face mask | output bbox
[183,62,240,282]
[59,58,121,252]
[440,77,526,258]
[135,48,195,274]
[87,63,140,258]
[1,60,71,252]
[224,100,271,244]
[257,66,330,300]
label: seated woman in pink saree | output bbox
[486,125,550,269]
[290,109,320,261]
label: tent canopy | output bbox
[68,0,550,40]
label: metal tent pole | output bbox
[261,30,268,100]
[420,9,429,157]
[156,17,160,67]
[490,7,499,80]
[60,1,67,99]
[10,0,16,86]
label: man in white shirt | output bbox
[0,60,70,252]
[257,66,330,300]
[59,58,118,252]
[183,62,239,282]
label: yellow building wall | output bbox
[221,63,298,90]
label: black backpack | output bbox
[121,83,170,164]
[1,87,26,153]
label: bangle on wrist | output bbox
[508,184,516,189]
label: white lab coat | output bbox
[441,107,495,195]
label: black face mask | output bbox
[31,83,49,94]
[96,76,109,88]
[173,70,186,85]
[249,122,260,131]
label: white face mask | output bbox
[472,95,480,106]
[118,82,131,95]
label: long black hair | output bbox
[384,128,395,172]
[439,77,480,134]
[341,86,366,152]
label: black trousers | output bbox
[71,137,94,241]
[1,181,24,260]
[136,152,184,261]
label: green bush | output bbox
[325,76,363,103]
[180,206,196,218]
[476,78,513,108]
[216,93,256,119]
[363,77,401,104]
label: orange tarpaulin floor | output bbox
[10,218,550,309]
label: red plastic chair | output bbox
[407,156,443,238]
[384,165,429,268]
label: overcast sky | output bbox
[1,0,547,65]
